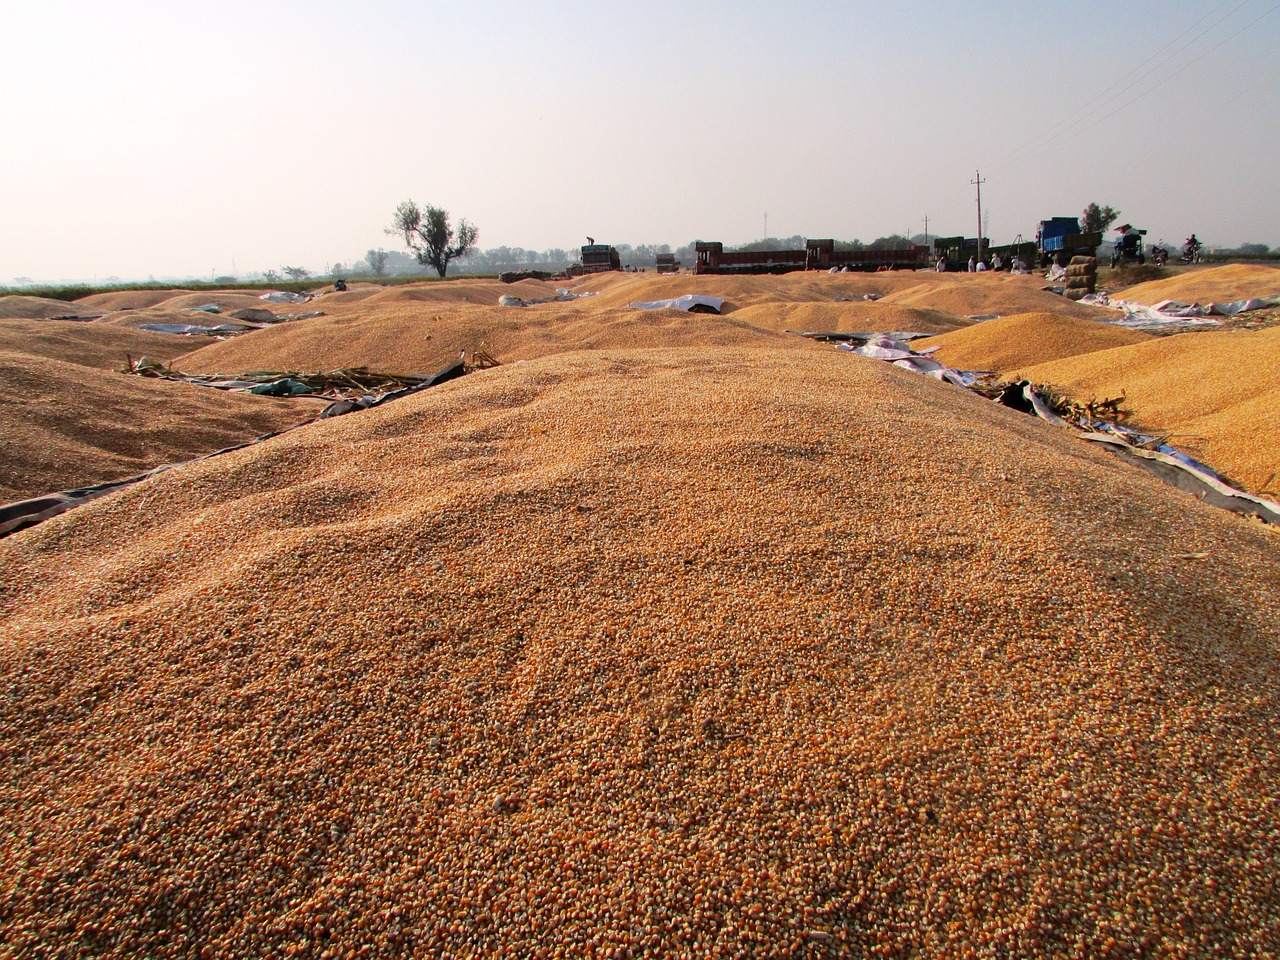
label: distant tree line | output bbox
[332,234,930,279]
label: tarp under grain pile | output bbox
[1111,262,1280,306]
[174,301,802,377]
[0,295,103,320]
[1017,326,1280,494]
[878,275,1117,319]
[731,300,970,336]
[3,348,1279,958]
[917,312,1153,373]
[0,318,194,369]
[0,352,315,502]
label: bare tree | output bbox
[282,266,311,282]
[389,200,479,278]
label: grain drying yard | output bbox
[2,266,1279,958]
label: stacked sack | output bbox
[1064,256,1097,301]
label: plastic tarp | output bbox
[229,308,280,322]
[840,336,976,386]
[1080,434,1280,526]
[249,378,315,397]
[1077,293,1279,331]
[138,323,255,335]
[626,295,725,314]
[832,343,1278,525]
[788,331,930,343]
[499,289,598,307]
[260,291,312,304]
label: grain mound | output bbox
[173,302,799,376]
[0,318,193,369]
[580,270,942,312]
[0,352,314,502]
[3,348,1279,957]
[917,312,1153,372]
[360,278,562,307]
[144,292,288,313]
[0,295,102,320]
[77,289,197,310]
[1018,326,1280,491]
[304,282,391,306]
[880,275,1116,319]
[1113,263,1280,306]
[731,301,970,335]
[89,306,260,330]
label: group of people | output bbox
[938,253,1028,274]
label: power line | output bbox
[993,0,1244,171]
[991,0,1262,173]
[1004,1,1280,170]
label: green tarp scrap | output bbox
[249,378,315,397]
[123,359,437,400]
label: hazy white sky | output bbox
[4,0,1278,281]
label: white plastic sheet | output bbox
[627,295,725,313]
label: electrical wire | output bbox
[1000,0,1280,171]
[992,0,1246,171]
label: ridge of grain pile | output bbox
[361,278,561,307]
[1018,326,1280,492]
[581,270,942,311]
[731,301,970,335]
[916,312,1152,373]
[0,351,314,502]
[174,301,801,377]
[0,295,103,320]
[880,275,1116,319]
[76,288,199,310]
[0,317,193,369]
[1111,263,1280,306]
[137,291,285,314]
[3,346,1279,957]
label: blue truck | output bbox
[1036,218,1101,267]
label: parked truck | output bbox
[1036,217,1100,267]
[580,243,622,274]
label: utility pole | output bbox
[764,212,768,241]
[923,215,930,250]
[972,170,986,263]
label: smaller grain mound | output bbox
[731,300,970,335]
[880,275,1117,319]
[77,289,196,310]
[147,292,286,313]
[1018,325,1280,491]
[174,301,798,377]
[0,319,193,369]
[304,282,389,306]
[918,312,1152,373]
[0,352,315,502]
[1113,263,1280,306]
[580,270,942,311]
[90,306,253,330]
[0,296,102,320]
[359,278,561,307]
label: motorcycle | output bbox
[1150,243,1169,266]
[1181,239,1203,264]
